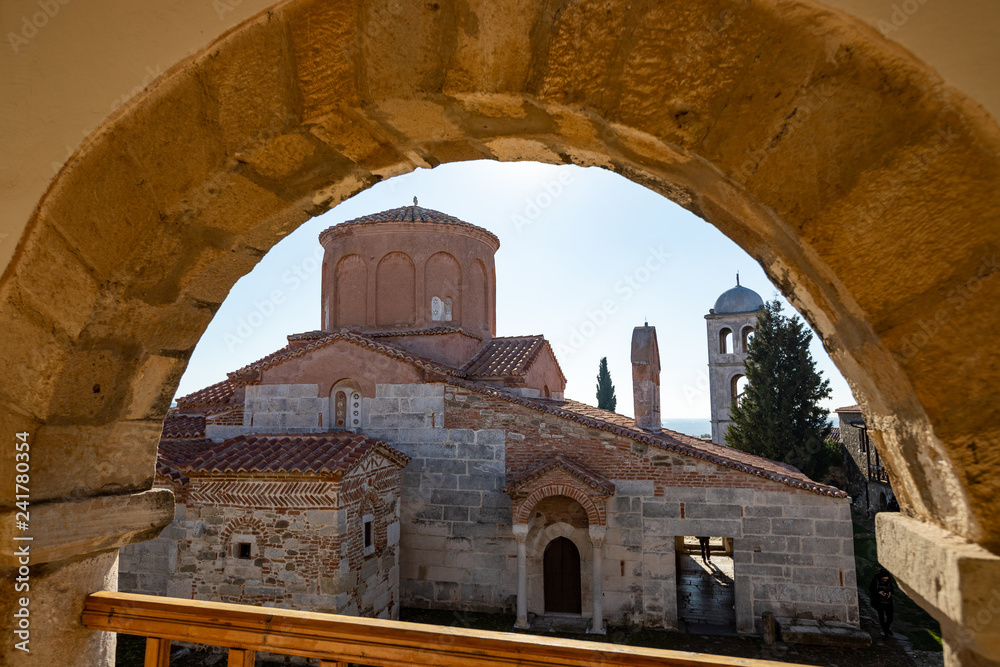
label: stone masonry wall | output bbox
[363,382,516,613]
[443,383,859,631]
[119,463,403,620]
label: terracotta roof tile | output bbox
[161,414,206,439]
[156,438,215,483]
[448,379,847,498]
[505,454,616,496]
[361,326,485,341]
[319,205,500,247]
[835,404,861,412]
[175,379,235,412]
[173,432,410,475]
[462,335,565,382]
[228,330,459,385]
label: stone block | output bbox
[370,412,430,428]
[447,429,476,444]
[814,519,853,538]
[387,521,400,547]
[742,518,771,535]
[793,567,841,586]
[609,512,641,529]
[305,510,340,526]
[799,537,843,555]
[298,397,325,412]
[777,583,816,602]
[641,502,680,518]
[776,618,871,648]
[772,518,816,536]
[470,507,510,523]
[684,503,742,520]
[744,505,784,518]
[455,443,501,460]
[612,480,656,496]
[286,384,319,398]
[475,429,506,445]
[370,398,401,414]
[425,458,467,474]
[482,492,512,510]
[408,396,444,413]
[444,506,469,522]
[452,522,498,539]
[417,442,458,459]
[459,474,501,491]
[422,472,458,490]
[815,586,857,605]
[754,551,814,566]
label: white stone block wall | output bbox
[243,383,326,432]
[367,382,515,613]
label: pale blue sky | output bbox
[175,160,856,418]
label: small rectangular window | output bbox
[363,514,375,556]
[237,542,251,559]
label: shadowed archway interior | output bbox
[1,0,999,663]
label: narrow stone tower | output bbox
[631,323,661,432]
[706,277,763,445]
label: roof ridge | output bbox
[447,379,846,499]
[228,330,460,384]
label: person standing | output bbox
[869,568,896,638]
[698,536,712,563]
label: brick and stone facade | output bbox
[836,405,896,515]
[122,205,861,639]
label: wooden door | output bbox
[544,537,582,613]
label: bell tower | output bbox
[706,276,763,446]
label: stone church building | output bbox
[121,203,860,636]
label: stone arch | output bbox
[375,252,415,326]
[3,2,1000,659]
[334,253,367,328]
[730,373,747,407]
[516,485,604,527]
[740,326,754,353]
[719,327,733,354]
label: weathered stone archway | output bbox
[2,0,999,664]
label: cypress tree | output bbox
[726,300,833,479]
[595,356,617,411]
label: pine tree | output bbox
[726,300,833,479]
[595,357,617,411]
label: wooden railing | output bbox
[83,592,804,667]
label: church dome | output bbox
[712,283,764,314]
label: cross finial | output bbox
[413,196,418,206]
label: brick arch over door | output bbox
[3,3,1000,649]
[515,485,606,528]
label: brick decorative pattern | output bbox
[121,450,407,621]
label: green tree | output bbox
[595,356,617,411]
[726,300,833,479]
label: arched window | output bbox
[731,374,748,407]
[719,328,733,354]
[431,295,453,322]
[741,326,754,352]
[331,381,362,430]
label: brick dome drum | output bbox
[319,204,499,339]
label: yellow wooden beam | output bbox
[143,636,170,667]
[84,592,805,667]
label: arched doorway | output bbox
[544,537,582,614]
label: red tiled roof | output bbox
[835,404,861,412]
[462,335,566,382]
[447,379,847,498]
[362,326,485,341]
[173,433,410,475]
[175,379,235,413]
[288,326,485,342]
[504,454,616,496]
[161,414,206,439]
[319,205,500,248]
[156,438,215,483]
[228,330,459,385]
